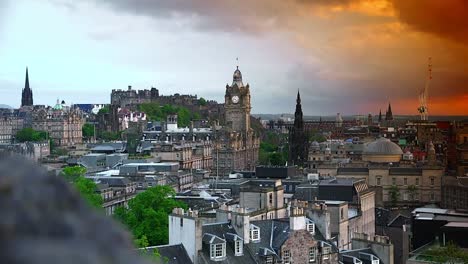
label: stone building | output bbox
[169,206,340,264]
[316,138,444,206]
[441,176,468,212]
[212,67,260,176]
[0,114,24,143]
[31,102,85,146]
[142,141,213,170]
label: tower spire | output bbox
[21,67,33,107]
[25,67,30,89]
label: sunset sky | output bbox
[0,0,467,115]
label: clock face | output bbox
[232,95,239,104]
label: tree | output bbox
[61,166,103,208]
[114,185,187,246]
[82,123,95,139]
[177,107,191,127]
[16,128,47,142]
[74,176,104,208]
[98,105,110,115]
[199,97,207,106]
[389,185,400,207]
[407,185,418,201]
[269,152,285,166]
[423,242,468,263]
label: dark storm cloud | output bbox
[392,0,468,45]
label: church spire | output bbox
[21,67,33,107]
[25,67,30,89]
[378,109,382,122]
[294,90,303,121]
[385,102,393,121]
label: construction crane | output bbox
[418,57,431,121]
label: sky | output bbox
[0,0,467,116]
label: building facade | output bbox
[213,67,259,176]
[32,103,85,146]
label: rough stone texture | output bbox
[0,155,152,264]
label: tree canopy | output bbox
[259,132,288,166]
[15,128,47,142]
[61,166,103,208]
[82,123,95,139]
[138,103,198,127]
[114,185,187,246]
[199,97,207,106]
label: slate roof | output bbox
[341,248,382,264]
[201,223,256,264]
[143,244,193,264]
[92,177,131,187]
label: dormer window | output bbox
[306,219,315,235]
[282,250,291,264]
[234,239,243,256]
[210,243,226,260]
[322,247,330,260]
[309,247,316,262]
[250,224,260,242]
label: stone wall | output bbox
[0,156,151,264]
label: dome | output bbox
[363,137,403,163]
[364,138,403,155]
[232,66,244,87]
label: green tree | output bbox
[74,176,104,208]
[177,107,191,127]
[199,97,207,106]
[423,242,468,263]
[98,105,110,115]
[61,166,103,208]
[98,131,122,141]
[16,128,47,142]
[389,185,400,207]
[269,152,285,166]
[407,185,418,201]
[82,123,95,139]
[114,185,187,246]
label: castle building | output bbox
[212,67,259,176]
[21,67,33,107]
[288,91,308,167]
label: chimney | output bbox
[128,85,132,90]
[289,207,306,231]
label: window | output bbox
[309,247,316,262]
[430,192,435,201]
[431,177,435,186]
[376,177,381,186]
[266,256,274,264]
[269,193,273,205]
[415,178,419,186]
[250,225,260,242]
[403,192,408,201]
[341,208,344,220]
[235,240,243,256]
[282,250,291,264]
[322,247,330,260]
[392,177,396,185]
[307,222,315,235]
[404,178,408,185]
[210,243,226,259]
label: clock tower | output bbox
[224,66,251,132]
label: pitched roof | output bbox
[143,244,193,264]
